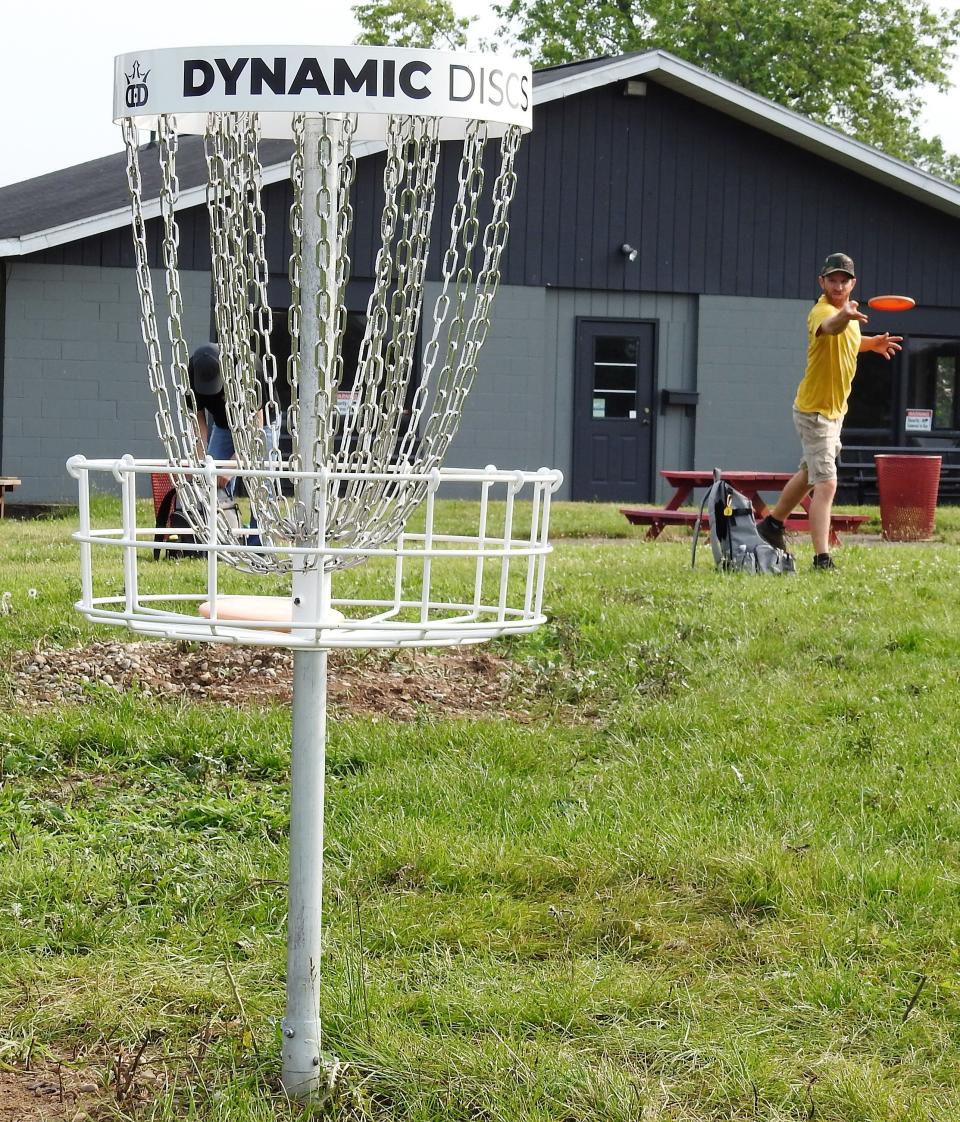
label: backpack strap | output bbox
[691,487,712,568]
[691,468,723,569]
[154,486,179,561]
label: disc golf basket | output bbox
[67,45,561,1098]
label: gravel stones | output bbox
[5,639,525,721]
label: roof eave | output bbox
[0,139,396,257]
[535,50,960,220]
[0,162,292,258]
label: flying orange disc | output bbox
[867,295,916,312]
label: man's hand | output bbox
[842,299,869,324]
[864,333,903,360]
[818,299,870,335]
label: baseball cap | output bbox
[188,343,223,396]
[820,252,856,278]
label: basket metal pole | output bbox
[282,113,341,1097]
[282,640,329,1094]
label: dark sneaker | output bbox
[756,515,787,551]
[813,553,836,571]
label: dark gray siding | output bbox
[22,81,960,312]
[24,207,213,273]
[504,81,960,303]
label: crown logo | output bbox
[124,60,151,110]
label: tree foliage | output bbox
[490,0,960,180]
[353,0,472,49]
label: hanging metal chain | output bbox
[124,118,200,508]
[122,117,174,459]
[427,124,522,462]
[330,116,413,537]
[333,113,358,411]
[396,120,486,474]
[218,112,292,540]
[333,116,442,546]
[306,117,518,564]
[200,113,284,568]
[286,112,305,484]
[283,114,358,547]
[124,107,523,576]
[156,117,207,490]
[309,116,345,485]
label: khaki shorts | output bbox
[793,408,842,485]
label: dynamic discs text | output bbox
[179,55,530,112]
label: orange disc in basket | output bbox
[198,596,344,632]
[867,295,915,312]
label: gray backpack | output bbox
[692,469,796,574]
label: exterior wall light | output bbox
[620,243,638,262]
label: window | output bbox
[844,351,895,437]
[591,336,639,419]
[908,337,960,432]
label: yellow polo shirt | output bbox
[793,295,861,420]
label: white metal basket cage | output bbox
[69,456,562,650]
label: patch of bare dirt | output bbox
[0,1065,100,1122]
[0,1046,170,1122]
[4,640,541,722]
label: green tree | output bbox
[353,0,472,49]
[490,0,960,181]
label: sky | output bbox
[0,0,492,188]
[1,0,960,189]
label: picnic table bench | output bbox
[0,477,21,519]
[621,470,869,547]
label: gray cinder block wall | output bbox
[3,270,812,505]
[436,283,553,476]
[2,262,211,503]
[694,295,811,474]
[546,290,699,501]
[447,284,700,501]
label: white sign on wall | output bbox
[905,408,933,433]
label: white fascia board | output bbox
[0,157,286,258]
[0,161,292,258]
[534,50,960,219]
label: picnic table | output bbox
[0,477,21,519]
[621,470,869,546]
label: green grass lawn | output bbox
[2,500,960,1120]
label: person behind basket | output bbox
[188,343,280,544]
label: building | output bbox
[3,49,960,505]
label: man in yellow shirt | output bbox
[757,253,902,570]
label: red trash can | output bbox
[874,455,941,541]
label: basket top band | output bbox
[115,45,532,140]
